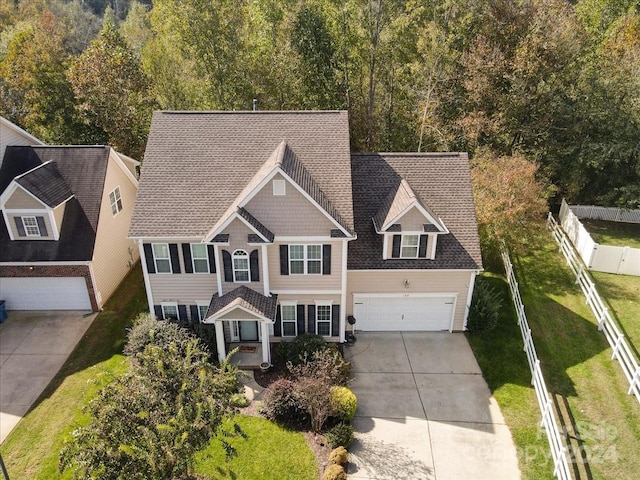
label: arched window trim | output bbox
[232,249,250,283]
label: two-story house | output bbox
[129,111,482,365]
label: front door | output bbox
[239,321,259,341]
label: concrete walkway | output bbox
[344,332,520,480]
[0,311,95,443]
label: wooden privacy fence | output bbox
[559,200,640,277]
[547,213,640,405]
[501,247,573,480]
[570,204,640,224]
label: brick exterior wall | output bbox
[0,264,98,311]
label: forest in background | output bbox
[1,0,639,208]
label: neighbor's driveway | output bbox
[344,332,520,480]
[0,311,96,443]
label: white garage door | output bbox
[353,295,455,331]
[0,277,92,310]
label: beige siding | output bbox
[149,274,217,304]
[277,293,341,304]
[0,121,41,164]
[6,212,54,240]
[268,240,344,291]
[398,206,430,231]
[218,309,264,321]
[91,151,140,308]
[219,218,265,295]
[53,202,66,232]
[4,187,45,209]
[244,173,337,236]
[347,270,473,331]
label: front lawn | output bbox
[194,415,318,480]
[582,219,640,248]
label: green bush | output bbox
[260,378,308,426]
[466,276,503,334]
[322,464,347,480]
[330,386,357,421]
[288,348,351,386]
[276,333,330,365]
[230,393,248,408]
[124,313,203,357]
[328,446,348,466]
[325,423,354,449]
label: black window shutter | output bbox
[182,244,193,273]
[297,304,306,335]
[207,245,216,273]
[178,304,187,322]
[250,250,260,281]
[222,250,233,282]
[274,305,282,337]
[307,305,316,334]
[331,305,340,337]
[322,244,331,275]
[154,305,163,319]
[14,217,26,237]
[392,235,401,258]
[36,216,48,236]
[419,235,428,257]
[169,244,181,273]
[280,244,289,275]
[143,243,156,273]
[190,304,200,323]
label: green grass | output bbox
[0,265,148,480]
[582,219,640,248]
[193,415,318,480]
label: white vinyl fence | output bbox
[570,204,640,224]
[501,248,573,480]
[559,200,640,277]
[547,213,640,405]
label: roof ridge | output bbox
[14,160,49,179]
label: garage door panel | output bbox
[0,277,91,310]
[354,295,454,332]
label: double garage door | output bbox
[0,277,92,310]
[353,294,455,332]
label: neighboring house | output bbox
[0,116,45,167]
[0,145,140,311]
[129,111,482,364]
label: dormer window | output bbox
[400,234,419,258]
[22,216,41,236]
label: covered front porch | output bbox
[226,342,265,369]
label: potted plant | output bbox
[259,362,270,372]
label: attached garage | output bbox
[353,294,456,332]
[0,277,92,310]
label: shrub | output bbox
[325,423,354,449]
[328,446,348,466]
[260,378,308,426]
[466,276,503,334]
[125,313,203,357]
[330,386,357,421]
[289,348,351,386]
[276,333,329,365]
[323,464,347,480]
[230,393,248,408]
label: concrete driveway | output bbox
[0,311,96,443]
[344,332,520,480]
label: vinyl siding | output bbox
[277,293,341,304]
[0,122,41,165]
[220,218,265,295]
[6,212,54,240]
[397,206,431,231]
[53,202,66,232]
[347,270,473,331]
[149,274,217,304]
[4,187,45,209]
[218,309,264,321]
[91,151,140,308]
[268,240,343,290]
[244,173,337,236]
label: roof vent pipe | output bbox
[252,98,258,111]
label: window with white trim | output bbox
[289,244,322,275]
[197,302,209,321]
[22,216,40,236]
[400,234,419,258]
[161,303,178,320]
[281,303,297,337]
[316,303,332,336]
[233,249,250,282]
[191,243,209,273]
[152,243,172,273]
[109,187,123,215]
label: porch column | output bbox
[215,321,226,363]
[261,321,271,364]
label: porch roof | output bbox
[205,286,277,322]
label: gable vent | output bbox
[273,179,286,196]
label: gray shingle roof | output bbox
[206,286,278,320]
[130,111,353,238]
[349,153,482,270]
[0,146,111,262]
[237,207,274,242]
[15,162,73,208]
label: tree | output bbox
[60,314,241,480]
[471,148,554,263]
[68,20,154,158]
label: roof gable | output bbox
[205,286,277,322]
[13,161,74,208]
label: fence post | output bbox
[611,333,626,360]
[629,367,640,396]
[597,308,608,332]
